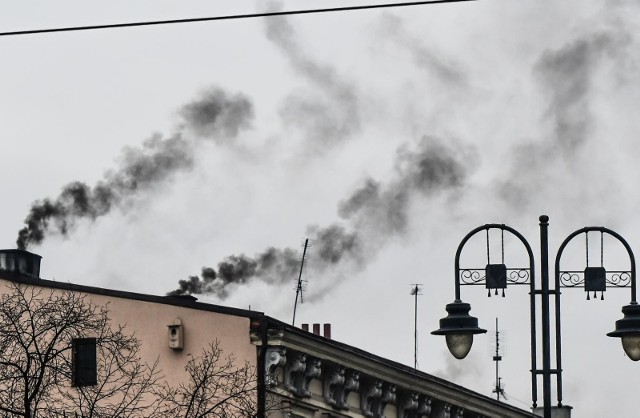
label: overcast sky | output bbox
[2,0,640,416]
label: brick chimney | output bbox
[302,323,331,339]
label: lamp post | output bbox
[432,215,640,418]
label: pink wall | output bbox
[0,278,258,383]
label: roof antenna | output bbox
[410,284,423,369]
[292,238,309,326]
[492,318,507,401]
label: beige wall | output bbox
[0,277,258,383]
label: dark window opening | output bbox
[72,338,97,386]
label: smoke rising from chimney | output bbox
[168,224,362,298]
[169,136,473,298]
[180,89,254,139]
[378,14,467,86]
[339,137,472,235]
[16,88,253,250]
[499,29,630,208]
[536,32,624,152]
[264,9,361,145]
[168,12,479,301]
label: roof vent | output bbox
[0,249,42,278]
[166,294,198,302]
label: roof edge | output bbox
[0,270,264,319]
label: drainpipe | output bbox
[257,316,268,418]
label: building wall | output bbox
[0,276,258,385]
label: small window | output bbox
[72,338,97,386]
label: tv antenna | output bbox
[292,238,309,326]
[492,318,507,401]
[410,284,423,369]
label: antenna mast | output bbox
[492,318,506,401]
[410,284,423,369]
[292,238,309,326]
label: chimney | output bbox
[0,249,41,278]
[301,323,331,339]
[324,323,331,339]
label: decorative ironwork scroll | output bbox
[459,268,530,286]
[559,271,632,288]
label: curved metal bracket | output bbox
[452,223,537,407]
[554,226,637,304]
[454,224,535,300]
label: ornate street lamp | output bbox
[432,300,486,359]
[432,216,640,418]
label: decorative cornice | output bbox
[259,326,535,418]
[361,379,383,417]
[416,395,432,417]
[302,357,322,397]
[265,347,286,387]
[375,383,396,418]
[398,392,419,418]
[341,369,360,410]
[283,352,322,398]
[324,366,345,408]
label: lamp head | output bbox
[607,303,640,361]
[432,300,487,359]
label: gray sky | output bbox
[2,0,640,415]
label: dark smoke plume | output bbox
[168,225,362,298]
[17,89,253,250]
[169,136,472,298]
[378,14,467,86]
[180,89,253,139]
[499,31,630,207]
[536,32,624,152]
[264,10,361,144]
[338,136,470,235]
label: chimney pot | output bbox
[313,323,320,335]
[0,249,41,278]
[324,323,331,339]
[301,323,309,332]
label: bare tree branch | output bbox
[0,283,161,418]
[156,340,284,418]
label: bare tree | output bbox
[58,330,162,418]
[156,341,283,418]
[0,283,161,418]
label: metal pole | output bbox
[414,285,419,369]
[539,215,551,418]
[292,239,309,326]
[495,318,500,401]
[530,248,538,411]
[554,248,564,407]
[257,316,268,418]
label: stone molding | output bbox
[265,347,286,387]
[266,345,528,418]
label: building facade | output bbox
[0,249,535,417]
